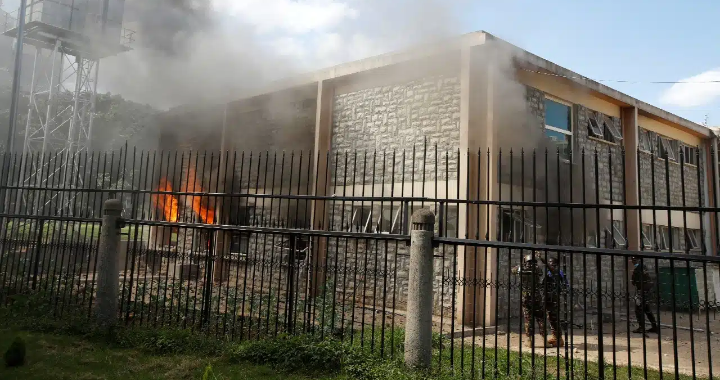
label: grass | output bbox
[0,328,337,380]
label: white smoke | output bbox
[98,0,465,109]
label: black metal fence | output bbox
[0,144,719,379]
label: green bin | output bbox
[657,266,699,310]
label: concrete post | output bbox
[405,208,435,369]
[95,199,123,328]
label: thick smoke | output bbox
[99,0,296,109]
[99,0,464,110]
[474,40,596,245]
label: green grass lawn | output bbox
[0,329,337,380]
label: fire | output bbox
[185,167,216,224]
[152,178,179,222]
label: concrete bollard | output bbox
[404,208,435,369]
[95,199,123,328]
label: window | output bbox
[544,98,572,160]
[638,129,654,152]
[605,221,627,248]
[499,209,535,243]
[588,117,603,138]
[440,206,459,238]
[641,224,654,250]
[657,137,676,161]
[378,206,403,234]
[671,227,682,251]
[682,145,699,166]
[351,206,372,232]
[604,120,623,143]
[686,229,700,251]
[658,226,670,250]
[587,232,599,248]
[230,232,250,254]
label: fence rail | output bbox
[0,146,719,379]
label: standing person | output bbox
[513,252,546,347]
[630,256,659,334]
[538,256,565,347]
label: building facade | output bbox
[158,31,720,326]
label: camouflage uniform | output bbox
[631,260,658,333]
[515,258,546,338]
[541,267,565,339]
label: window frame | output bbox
[641,224,654,250]
[604,120,623,143]
[658,226,670,251]
[682,145,699,166]
[686,229,700,251]
[657,136,677,161]
[638,129,654,153]
[544,96,574,161]
[588,117,604,138]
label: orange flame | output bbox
[185,167,216,224]
[152,178,179,222]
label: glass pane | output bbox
[545,99,571,131]
[545,129,572,159]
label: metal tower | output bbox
[1,0,133,214]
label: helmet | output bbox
[523,253,537,263]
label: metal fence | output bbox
[0,145,719,379]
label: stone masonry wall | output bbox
[331,74,461,184]
[637,128,701,208]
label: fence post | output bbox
[95,199,123,328]
[405,208,435,369]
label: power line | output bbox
[522,68,720,85]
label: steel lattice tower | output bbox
[1,0,133,215]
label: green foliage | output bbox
[3,336,26,368]
[117,328,226,356]
[229,334,345,374]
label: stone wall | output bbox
[637,128,701,208]
[331,74,461,184]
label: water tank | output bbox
[24,0,125,46]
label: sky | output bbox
[1,0,720,126]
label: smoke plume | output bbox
[99,0,464,110]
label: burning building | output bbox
[155,31,719,325]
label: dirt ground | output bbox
[468,310,720,378]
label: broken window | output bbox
[588,117,604,138]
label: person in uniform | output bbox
[542,256,567,346]
[513,252,563,347]
[631,256,659,334]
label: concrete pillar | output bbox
[457,46,497,327]
[95,199,123,328]
[405,208,435,369]
[310,80,334,295]
[622,107,639,294]
[622,106,640,250]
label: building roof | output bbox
[248,30,710,138]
